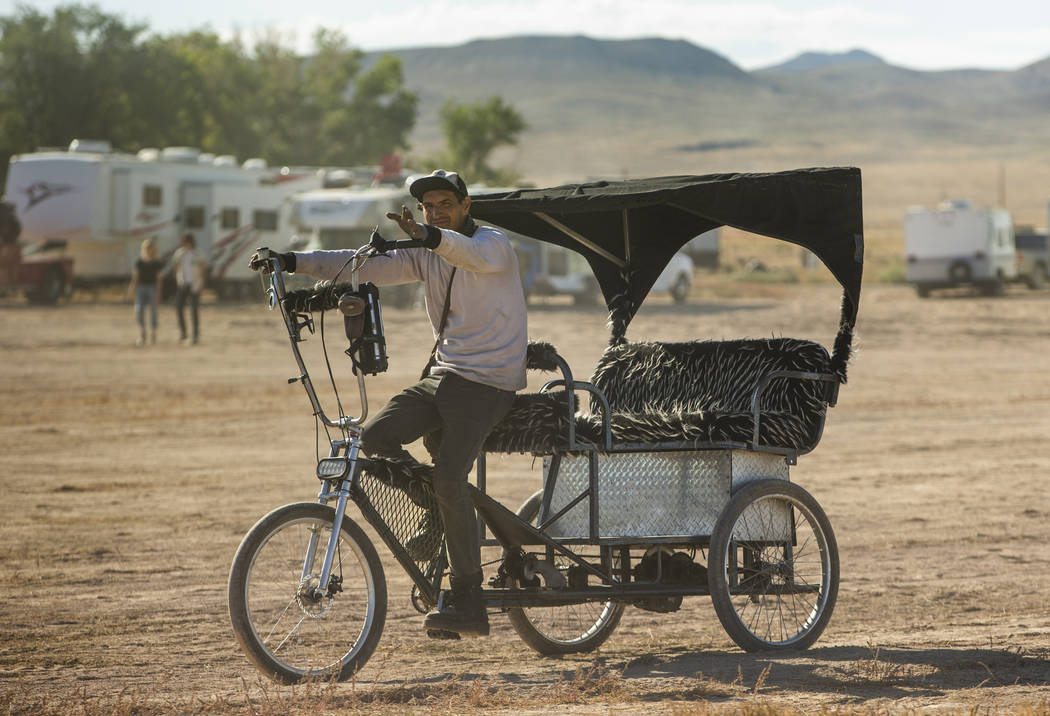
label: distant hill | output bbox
[760,48,886,72]
[364,35,1050,193]
[372,35,751,84]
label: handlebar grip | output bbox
[250,246,273,270]
[284,282,358,313]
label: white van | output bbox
[904,200,1017,297]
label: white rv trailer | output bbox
[904,200,1019,297]
[2,140,325,297]
[289,184,696,307]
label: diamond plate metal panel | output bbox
[731,451,789,487]
[541,450,789,540]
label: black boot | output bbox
[423,572,489,636]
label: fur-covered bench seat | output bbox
[482,337,836,454]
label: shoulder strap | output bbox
[421,267,457,379]
[420,217,475,379]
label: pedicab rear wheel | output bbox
[708,479,838,652]
[504,490,625,655]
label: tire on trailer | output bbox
[26,266,66,305]
[948,261,972,285]
[228,502,387,683]
[504,490,625,655]
[670,274,690,304]
[708,479,839,652]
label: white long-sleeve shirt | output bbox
[294,224,528,391]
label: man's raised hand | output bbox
[385,205,425,240]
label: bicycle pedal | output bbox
[426,628,461,640]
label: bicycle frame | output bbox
[255,248,628,610]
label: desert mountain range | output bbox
[367,36,1050,234]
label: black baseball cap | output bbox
[409,169,468,201]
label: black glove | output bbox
[421,225,442,250]
[369,228,395,253]
[249,250,296,272]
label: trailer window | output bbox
[253,210,278,232]
[1017,234,1048,250]
[220,208,240,229]
[184,206,205,229]
[143,185,162,207]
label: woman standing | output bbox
[127,238,163,345]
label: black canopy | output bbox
[471,167,864,378]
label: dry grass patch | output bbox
[0,658,637,715]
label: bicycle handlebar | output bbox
[369,237,427,253]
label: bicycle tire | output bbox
[228,502,387,683]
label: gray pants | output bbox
[360,372,515,578]
[174,285,200,341]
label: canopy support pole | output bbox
[535,212,626,268]
[622,209,631,264]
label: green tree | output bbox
[154,31,263,158]
[436,96,527,185]
[0,5,152,161]
[0,5,418,180]
[304,32,418,166]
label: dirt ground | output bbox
[1,279,1049,713]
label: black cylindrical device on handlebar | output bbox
[368,226,427,254]
[340,283,388,375]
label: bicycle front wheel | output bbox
[228,502,387,683]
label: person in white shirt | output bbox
[172,233,206,345]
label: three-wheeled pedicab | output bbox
[228,167,864,683]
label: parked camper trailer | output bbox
[2,141,325,298]
[904,200,1024,297]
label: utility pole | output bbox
[997,162,1006,208]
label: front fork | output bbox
[303,436,363,597]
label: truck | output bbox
[0,200,75,303]
[2,139,327,299]
[1014,225,1050,287]
[904,200,1024,297]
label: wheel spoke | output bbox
[710,480,838,652]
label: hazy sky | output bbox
[6,0,1049,71]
